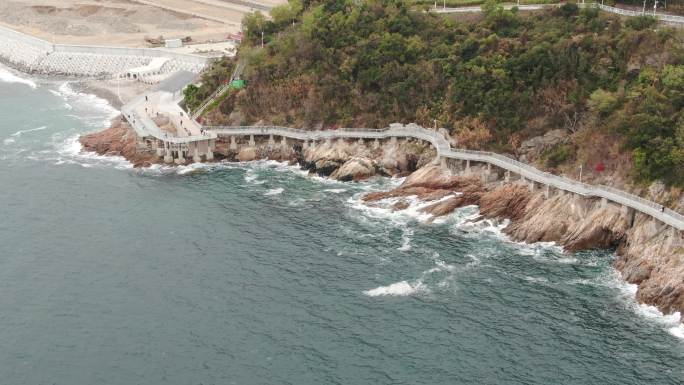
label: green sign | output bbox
[230,79,246,89]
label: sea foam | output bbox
[364,280,425,297]
[0,67,37,89]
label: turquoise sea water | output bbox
[0,66,683,385]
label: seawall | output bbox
[0,24,209,78]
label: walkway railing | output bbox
[122,92,217,145]
[597,4,684,24]
[429,3,684,25]
[205,125,684,231]
[191,60,246,120]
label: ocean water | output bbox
[0,65,683,385]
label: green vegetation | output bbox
[207,0,684,186]
[410,0,559,8]
[182,58,234,112]
[612,1,684,16]
[542,143,576,168]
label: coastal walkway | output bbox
[431,2,684,26]
[122,72,217,164]
[205,124,684,231]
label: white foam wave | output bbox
[52,135,132,170]
[364,281,425,297]
[325,188,347,194]
[348,194,456,225]
[591,269,684,340]
[264,187,284,196]
[669,324,684,340]
[0,67,37,89]
[365,257,467,297]
[397,227,413,251]
[524,276,549,284]
[450,209,510,239]
[53,82,119,128]
[10,126,48,137]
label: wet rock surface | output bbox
[79,117,156,167]
[362,164,684,321]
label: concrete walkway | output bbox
[430,2,684,25]
[206,124,684,231]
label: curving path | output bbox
[430,2,684,25]
[206,124,684,231]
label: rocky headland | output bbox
[80,121,684,320]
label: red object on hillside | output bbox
[595,162,605,172]
[227,32,244,43]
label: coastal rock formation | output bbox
[363,164,684,320]
[79,117,156,167]
[236,146,258,162]
[518,128,569,162]
[330,157,376,181]
[79,124,683,321]
[301,138,435,180]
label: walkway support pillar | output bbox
[544,184,550,199]
[374,138,380,149]
[303,140,309,150]
[164,145,173,164]
[281,136,287,146]
[230,136,237,150]
[440,157,447,169]
[193,145,201,163]
[268,134,275,145]
[505,170,510,183]
[249,135,255,147]
[206,140,214,161]
[175,148,186,165]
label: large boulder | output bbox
[519,129,568,162]
[237,146,258,162]
[330,157,376,181]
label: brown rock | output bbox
[330,157,376,181]
[237,146,258,162]
[79,117,156,167]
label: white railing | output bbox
[205,125,684,231]
[597,4,684,24]
[122,92,216,145]
[191,60,246,119]
[428,3,684,25]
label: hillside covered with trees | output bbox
[196,0,683,189]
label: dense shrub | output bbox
[625,16,658,31]
[216,0,683,186]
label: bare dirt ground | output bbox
[0,0,285,47]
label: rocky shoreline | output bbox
[80,121,684,321]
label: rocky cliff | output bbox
[79,125,683,319]
[79,117,157,167]
[365,164,684,320]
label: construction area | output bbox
[0,0,285,48]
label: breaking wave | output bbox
[0,66,37,89]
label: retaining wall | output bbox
[0,24,210,77]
